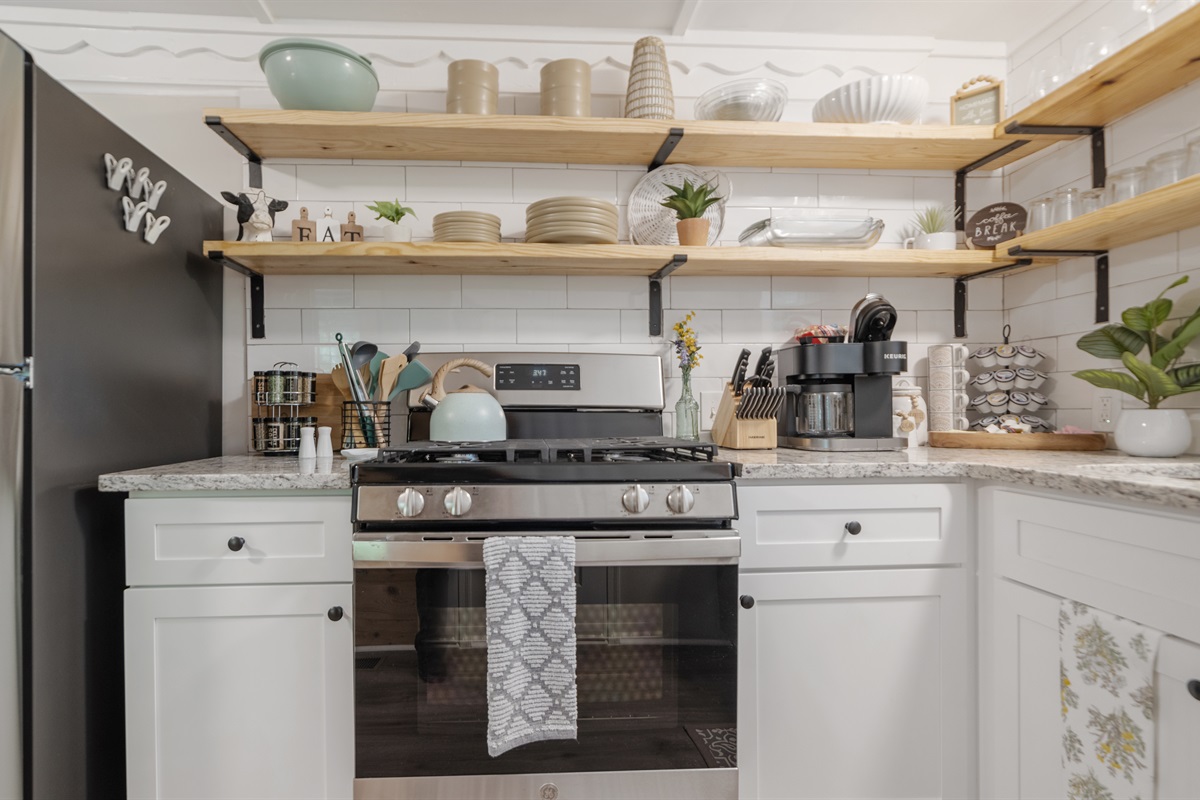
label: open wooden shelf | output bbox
[1011,173,1200,253]
[204,240,1058,279]
[1000,5,1200,130]
[205,109,1056,172]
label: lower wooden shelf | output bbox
[203,241,1057,279]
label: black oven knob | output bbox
[396,487,425,518]
[444,486,473,517]
[621,484,650,514]
[666,485,695,514]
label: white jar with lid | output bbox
[891,380,928,446]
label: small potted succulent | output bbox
[1074,275,1200,457]
[661,179,722,246]
[902,205,958,250]
[365,199,417,242]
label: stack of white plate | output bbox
[433,211,501,243]
[525,197,618,244]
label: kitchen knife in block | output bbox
[712,382,777,450]
[730,348,751,396]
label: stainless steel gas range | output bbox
[349,353,740,800]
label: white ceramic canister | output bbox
[892,380,928,445]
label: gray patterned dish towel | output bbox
[484,535,578,757]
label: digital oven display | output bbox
[494,363,580,390]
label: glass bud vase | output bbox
[675,371,700,441]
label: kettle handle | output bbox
[428,357,495,402]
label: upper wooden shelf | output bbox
[204,240,1057,279]
[205,109,1056,172]
[1012,172,1200,253]
[1000,5,1200,130]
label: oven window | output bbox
[354,565,737,778]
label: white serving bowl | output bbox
[812,75,930,124]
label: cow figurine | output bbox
[220,189,288,242]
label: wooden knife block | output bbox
[711,383,777,450]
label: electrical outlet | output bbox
[700,391,722,432]
[1092,389,1122,432]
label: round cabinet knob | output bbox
[845,521,862,536]
[740,595,755,609]
[227,536,245,552]
[622,484,650,514]
[327,606,344,622]
[443,486,472,517]
[1188,679,1200,701]
[666,485,695,514]
[396,487,425,518]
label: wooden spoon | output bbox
[330,364,354,400]
[378,354,409,402]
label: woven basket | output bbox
[624,36,674,119]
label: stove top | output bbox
[373,437,716,464]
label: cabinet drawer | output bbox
[126,496,352,587]
[737,483,967,569]
[988,488,1200,643]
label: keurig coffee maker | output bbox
[777,293,908,451]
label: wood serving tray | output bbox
[929,431,1108,451]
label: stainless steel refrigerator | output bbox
[0,31,224,799]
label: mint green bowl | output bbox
[260,38,378,112]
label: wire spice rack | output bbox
[251,362,318,455]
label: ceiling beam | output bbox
[672,0,701,36]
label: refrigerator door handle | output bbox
[0,357,31,388]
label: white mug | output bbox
[122,196,149,232]
[929,367,970,390]
[903,231,957,250]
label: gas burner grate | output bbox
[372,437,716,466]
[549,437,718,464]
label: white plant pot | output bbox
[382,223,411,242]
[1113,408,1192,458]
[902,231,957,250]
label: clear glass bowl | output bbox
[695,79,788,122]
[739,216,884,248]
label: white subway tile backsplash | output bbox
[917,310,1004,344]
[724,172,818,207]
[261,165,297,201]
[722,310,821,344]
[671,276,771,310]
[354,275,462,308]
[819,175,914,210]
[771,276,870,310]
[867,277,955,311]
[462,275,567,308]
[513,168,616,203]
[406,166,513,203]
[301,309,410,345]
[412,309,517,343]
[568,276,650,309]
[296,165,407,202]
[518,310,621,343]
[244,309,303,344]
[263,275,355,309]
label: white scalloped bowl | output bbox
[812,75,929,124]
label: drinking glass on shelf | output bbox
[1080,188,1106,215]
[1030,55,1070,99]
[1107,166,1146,204]
[1188,139,1200,178]
[1072,27,1119,75]
[1028,197,1053,231]
[1052,187,1080,225]
[1146,149,1188,190]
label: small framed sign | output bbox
[951,76,1004,126]
[965,202,1027,250]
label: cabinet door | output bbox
[982,578,1062,800]
[1158,636,1200,800]
[125,584,353,800]
[738,568,969,800]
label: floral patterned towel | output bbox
[1060,601,1163,800]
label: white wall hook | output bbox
[144,213,171,245]
[128,167,151,199]
[146,179,168,211]
[123,196,149,232]
[105,154,132,191]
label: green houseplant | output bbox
[902,204,958,250]
[1074,275,1200,456]
[365,199,417,242]
[660,179,722,246]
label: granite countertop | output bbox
[98,449,1200,512]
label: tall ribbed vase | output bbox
[624,36,675,120]
[675,371,699,441]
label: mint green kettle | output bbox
[423,358,507,443]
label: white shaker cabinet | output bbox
[123,496,354,800]
[736,483,972,800]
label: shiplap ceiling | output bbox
[0,0,1082,46]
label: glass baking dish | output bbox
[738,216,885,248]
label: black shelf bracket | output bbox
[209,251,267,339]
[1003,122,1106,188]
[205,115,263,188]
[954,140,1031,231]
[649,128,685,171]
[648,255,688,336]
[953,257,1034,338]
[1008,246,1110,323]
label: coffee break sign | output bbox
[965,202,1027,250]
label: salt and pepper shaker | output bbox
[298,426,317,459]
[316,426,334,459]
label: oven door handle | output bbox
[352,534,740,568]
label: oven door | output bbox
[352,534,738,798]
